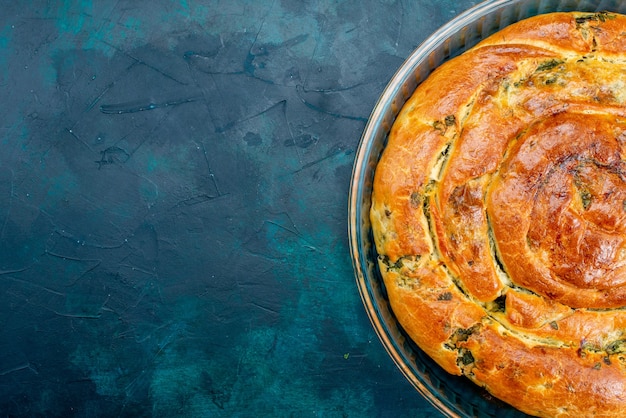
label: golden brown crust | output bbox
[371,12,626,417]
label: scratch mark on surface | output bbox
[127,109,172,159]
[0,363,39,376]
[393,0,405,51]
[153,322,190,356]
[264,219,301,238]
[298,82,367,94]
[135,321,171,344]
[302,10,325,91]
[92,108,173,167]
[51,311,102,319]
[66,260,102,287]
[257,33,309,55]
[183,50,244,76]
[57,294,113,319]
[5,275,65,297]
[85,61,140,113]
[21,291,110,319]
[130,281,154,309]
[135,172,160,207]
[83,61,138,113]
[200,142,223,196]
[46,229,127,250]
[249,301,278,316]
[268,210,301,236]
[45,250,99,262]
[99,39,188,86]
[87,83,113,111]
[100,96,201,114]
[0,169,15,242]
[252,217,321,253]
[118,263,156,277]
[302,244,323,253]
[247,33,309,61]
[279,99,300,163]
[238,0,304,87]
[243,246,286,262]
[91,0,122,48]
[123,369,150,400]
[65,126,94,152]
[0,266,31,276]
[172,193,228,209]
[295,85,368,122]
[215,99,286,133]
[246,0,272,65]
[292,145,346,174]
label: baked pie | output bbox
[371,11,626,417]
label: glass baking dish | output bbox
[348,0,626,416]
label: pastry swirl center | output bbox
[488,112,626,307]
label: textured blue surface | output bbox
[0,1,479,416]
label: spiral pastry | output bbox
[371,12,626,417]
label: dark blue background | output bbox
[0,1,478,416]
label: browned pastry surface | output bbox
[371,12,626,417]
